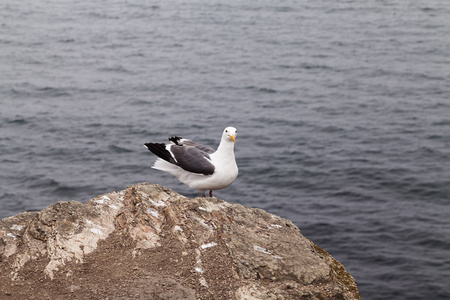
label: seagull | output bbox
[144,127,238,198]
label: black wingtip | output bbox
[169,136,182,145]
[144,142,177,164]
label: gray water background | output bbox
[1,0,450,299]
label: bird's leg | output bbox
[209,190,213,197]
[202,191,206,198]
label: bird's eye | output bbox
[225,130,228,133]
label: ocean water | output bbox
[1,0,449,299]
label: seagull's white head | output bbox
[223,126,237,143]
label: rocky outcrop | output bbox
[0,183,360,299]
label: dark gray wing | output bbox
[170,145,215,175]
[169,136,216,154]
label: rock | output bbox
[0,183,360,299]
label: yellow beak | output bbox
[230,135,236,142]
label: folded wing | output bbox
[145,142,215,175]
[169,136,216,154]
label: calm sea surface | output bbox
[1,0,449,299]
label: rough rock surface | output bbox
[0,183,360,299]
